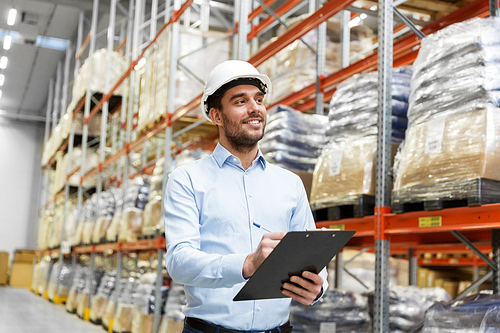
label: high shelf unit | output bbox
[34,0,500,332]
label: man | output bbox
[165,60,328,333]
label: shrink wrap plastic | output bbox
[106,188,124,242]
[159,282,187,333]
[47,261,74,301]
[259,15,374,104]
[89,270,116,323]
[53,147,99,194]
[66,264,86,313]
[82,194,98,245]
[92,188,118,244]
[76,267,105,318]
[33,256,52,295]
[137,27,230,132]
[310,69,411,209]
[119,177,150,242]
[260,105,328,173]
[423,292,500,332]
[131,272,169,333]
[393,18,500,207]
[102,276,129,329]
[113,274,141,333]
[290,290,371,332]
[365,286,451,333]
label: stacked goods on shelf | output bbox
[310,69,411,217]
[259,105,328,173]
[289,289,371,332]
[106,188,124,242]
[47,260,73,302]
[34,256,53,296]
[364,286,451,332]
[392,17,500,212]
[259,15,374,104]
[82,194,99,245]
[144,150,210,238]
[118,176,150,242]
[102,274,129,330]
[0,251,8,285]
[53,147,99,194]
[92,188,118,243]
[112,272,141,333]
[41,48,125,167]
[76,266,105,318]
[328,250,408,294]
[159,282,187,333]
[66,264,86,313]
[89,270,116,324]
[37,210,53,250]
[131,272,169,333]
[136,26,230,132]
[423,292,500,332]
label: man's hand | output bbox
[242,232,286,279]
[281,271,323,305]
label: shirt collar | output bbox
[213,143,267,170]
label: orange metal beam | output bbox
[248,0,279,22]
[76,30,91,61]
[250,0,304,39]
[316,215,375,237]
[249,0,356,67]
[418,257,487,267]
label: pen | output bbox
[252,222,273,233]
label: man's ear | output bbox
[209,107,223,126]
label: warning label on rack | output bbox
[418,216,442,228]
[329,224,345,230]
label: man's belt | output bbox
[185,317,292,333]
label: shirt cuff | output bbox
[221,253,248,286]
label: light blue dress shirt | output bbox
[165,143,328,331]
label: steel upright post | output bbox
[493,229,500,294]
[75,12,85,79]
[52,62,61,131]
[61,42,72,119]
[409,248,417,286]
[490,0,498,17]
[374,0,393,330]
[340,10,350,68]
[79,0,100,315]
[238,0,249,59]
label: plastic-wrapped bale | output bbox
[118,177,150,243]
[289,289,371,333]
[66,264,86,313]
[326,68,412,142]
[259,15,374,104]
[159,282,187,333]
[137,26,230,132]
[89,270,116,325]
[260,105,328,173]
[71,49,127,107]
[102,274,129,331]
[47,260,74,302]
[131,272,169,333]
[365,286,451,332]
[480,305,500,333]
[92,189,117,244]
[113,273,141,333]
[106,188,124,242]
[37,256,53,298]
[82,195,98,245]
[423,292,500,332]
[392,18,500,212]
[76,267,105,319]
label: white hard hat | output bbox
[201,60,272,122]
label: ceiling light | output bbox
[3,35,12,50]
[0,74,4,86]
[348,16,361,28]
[0,56,7,69]
[370,5,377,10]
[360,13,367,20]
[7,9,17,26]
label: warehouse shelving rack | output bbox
[34,0,500,332]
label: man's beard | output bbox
[221,111,266,154]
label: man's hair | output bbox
[210,93,224,113]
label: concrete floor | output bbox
[0,287,105,333]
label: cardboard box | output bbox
[13,249,35,263]
[443,281,459,298]
[417,268,428,288]
[9,262,33,288]
[0,251,9,285]
[292,171,313,200]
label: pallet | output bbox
[90,318,102,325]
[392,178,500,214]
[137,113,166,137]
[312,195,375,221]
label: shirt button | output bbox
[249,194,253,197]
[257,306,261,311]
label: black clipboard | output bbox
[233,229,355,301]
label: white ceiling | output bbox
[0,0,83,122]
